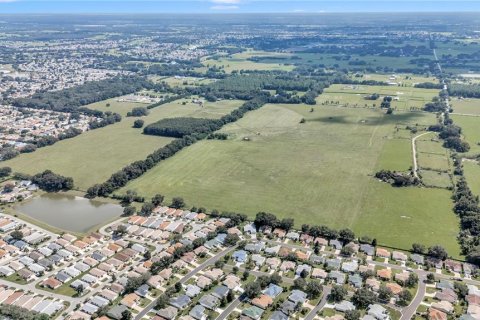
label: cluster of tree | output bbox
[88,112,122,129]
[0,305,49,320]
[429,122,470,153]
[448,84,480,98]
[380,96,392,109]
[424,96,447,112]
[374,170,420,187]
[207,133,228,140]
[146,94,189,110]
[86,97,267,197]
[12,76,151,112]
[144,117,223,138]
[414,82,443,89]
[133,119,144,128]
[126,107,149,117]
[124,272,151,293]
[0,166,11,177]
[364,93,380,100]
[30,170,74,192]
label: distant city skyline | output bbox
[1,0,480,14]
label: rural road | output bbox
[411,132,431,179]
[135,246,237,320]
[304,286,332,320]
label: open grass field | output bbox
[350,73,437,87]
[416,137,451,173]
[420,170,452,189]
[84,97,149,116]
[159,76,216,88]
[3,97,244,191]
[464,160,480,198]
[451,114,480,156]
[319,84,439,111]
[120,103,460,255]
[202,53,295,73]
[375,138,413,172]
[450,98,480,115]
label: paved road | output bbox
[400,275,426,320]
[135,246,237,320]
[305,286,332,320]
[216,295,244,320]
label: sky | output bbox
[1,0,480,14]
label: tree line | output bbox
[143,117,224,138]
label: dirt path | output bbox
[412,132,431,178]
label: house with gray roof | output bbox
[329,270,346,285]
[185,284,201,298]
[264,283,283,298]
[107,305,129,320]
[169,294,191,310]
[341,260,359,273]
[242,305,264,320]
[349,273,363,288]
[212,285,230,299]
[157,306,178,320]
[190,304,207,320]
[367,304,390,320]
[245,241,265,253]
[360,244,375,256]
[295,264,312,277]
[199,294,219,310]
[232,250,248,263]
[335,300,355,312]
[270,311,289,320]
[288,290,308,305]
[330,240,343,250]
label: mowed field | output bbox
[464,160,480,198]
[451,114,480,156]
[121,103,460,255]
[451,98,480,115]
[318,84,439,111]
[4,97,244,190]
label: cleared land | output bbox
[420,170,452,189]
[4,98,243,190]
[351,73,437,87]
[202,52,294,73]
[318,84,439,111]
[120,103,459,255]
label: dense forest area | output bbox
[144,118,222,138]
[448,84,480,98]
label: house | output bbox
[326,258,341,270]
[199,294,219,310]
[309,254,325,265]
[265,245,281,256]
[265,257,281,270]
[197,275,212,289]
[376,268,391,280]
[244,223,257,234]
[329,270,346,285]
[55,271,72,283]
[335,300,355,312]
[367,304,390,320]
[252,294,273,309]
[120,293,140,308]
[251,254,266,267]
[223,275,241,291]
[232,250,248,263]
[312,268,328,279]
[242,306,264,320]
[0,265,14,276]
[392,251,408,261]
[330,240,343,250]
[280,300,296,315]
[43,277,61,289]
[341,260,359,273]
[135,284,150,298]
[295,264,312,277]
[376,248,390,258]
[428,308,447,320]
[431,300,454,314]
[270,311,289,320]
[435,288,458,303]
[445,260,462,273]
[386,283,403,295]
[170,295,191,310]
[212,285,230,299]
[411,254,424,265]
[264,283,283,298]
[18,268,34,282]
[106,305,129,320]
[366,278,381,291]
[185,284,202,297]
[157,306,178,320]
[280,260,296,272]
[349,273,363,288]
[189,304,207,320]
[245,242,265,253]
[288,290,308,305]
[90,296,109,308]
[286,232,300,241]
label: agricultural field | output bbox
[159,76,216,88]
[451,114,480,155]
[450,98,480,115]
[3,97,244,190]
[318,84,439,111]
[120,102,459,254]
[84,96,150,116]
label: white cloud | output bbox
[210,5,239,10]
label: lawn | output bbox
[375,138,412,172]
[419,170,452,189]
[120,103,460,255]
[4,97,243,191]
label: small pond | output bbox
[15,193,122,233]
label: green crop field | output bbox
[451,98,480,115]
[319,84,439,111]
[4,97,244,190]
[120,103,460,255]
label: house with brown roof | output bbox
[43,277,61,289]
[376,248,390,258]
[251,294,273,309]
[386,282,403,295]
[376,268,391,280]
[429,308,447,320]
[121,293,140,308]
